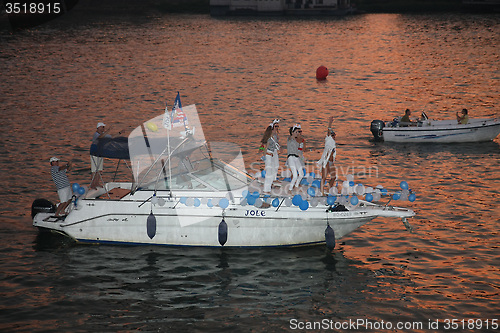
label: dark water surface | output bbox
[1,12,499,332]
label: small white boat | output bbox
[33,104,415,248]
[371,113,500,143]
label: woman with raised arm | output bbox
[260,119,280,194]
[317,117,337,195]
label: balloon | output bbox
[158,198,166,206]
[284,198,292,206]
[316,65,329,80]
[186,197,194,206]
[346,174,354,182]
[393,192,401,200]
[77,187,85,195]
[151,196,159,205]
[292,194,303,206]
[242,190,249,198]
[400,181,409,190]
[299,200,309,211]
[408,193,417,202]
[247,195,257,205]
[355,184,365,195]
[72,183,80,192]
[307,187,316,197]
[365,193,373,202]
[146,122,158,132]
[272,198,280,207]
[349,181,355,187]
[261,170,266,178]
[219,198,229,209]
[207,199,213,207]
[312,179,321,188]
[254,198,263,208]
[180,197,187,204]
[327,195,336,205]
[350,196,359,205]
[194,198,201,207]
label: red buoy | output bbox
[316,65,329,80]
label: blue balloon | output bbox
[207,199,213,207]
[349,181,355,187]
[284,177,292,182]
[327,195,336,205]
[180,197,187,204]
[292,194,303,206]
[77,187,85,195]
[310,172,316,178]
[408,193,416,202]
[252,191,260,197]
[299,200,309,211]
[194,198,201,207]
[307,187,316,197]
[381,188,388,195]
[219,198,229,209]
[400,181,409,190]
[350,196,359,205]
[311,179,321,188]
[365,193,373,202]
[300,178,309,186]
[72,183,80,192]
[261,170,266,178]
[393,192,401,200]
[242,190,249,198]
[247,195,257,205]
[272,198,280,207]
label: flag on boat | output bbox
[171,92,188,128]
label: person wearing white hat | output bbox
[287,124,305,192]
[90,122,112,189]
[50,157,73,217]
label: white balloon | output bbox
[346,174,354,182]
[158,198,166,206]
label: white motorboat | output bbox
[33,104,415,248]
[371,113,500,143]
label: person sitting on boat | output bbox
[317,117,337,195]
[49,157,73,217]
[400,109,413,127]
[456,108,469,125]
[287,124,305,193]
[260,119,280,194]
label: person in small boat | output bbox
[287,124,305,193]
[50,157,73,217]
[90,122,112,189]
[400,109,413,126]
[260,119,280,194]
[317,116,337,195]
[456,108,469,125]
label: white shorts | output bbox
[91,156,104,172]
[57,186,72,203]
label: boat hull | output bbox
[33,196,413,247]
[380,118,500,143]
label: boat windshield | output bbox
[128,104,252,192]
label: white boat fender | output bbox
[147,212,157,239]
[218,218,228,246]
[325,224,335,250]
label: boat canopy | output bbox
[90,137,130,160]
[128,104,251,192]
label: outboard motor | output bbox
[370,120,385,141]
[31,198,56,218]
